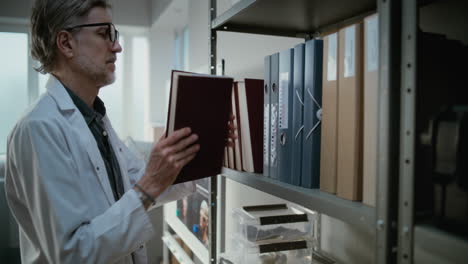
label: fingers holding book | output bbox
[136,127,200,202]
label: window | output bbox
[0,24,152,152]
[130,36,150,141]
[0,32,29,154]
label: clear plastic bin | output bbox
[232,203,314,243]
[222,237,313,264]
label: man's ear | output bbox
[56,31,75,59]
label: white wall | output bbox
[0,0,152,27]
[188,0,210,73]
[149,25,175,125]
[148,0,188,126]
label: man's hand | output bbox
[136,127,199,207]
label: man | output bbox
[5,0,202,263]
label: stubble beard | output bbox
[75,54,115,88]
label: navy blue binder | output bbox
[291,43,305,186]
[278,48,294,184]
[263,56,271,177]
[301,39,323,189]
[270,53,280,181]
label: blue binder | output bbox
[301,39,323,189]
[269,53,280,181]
[291,43,305,186]
[263,56,271,177]
[278,48,294,184]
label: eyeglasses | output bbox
[64,22,119,44]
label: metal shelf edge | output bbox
[211,0,256,30]
[220,167,376,232]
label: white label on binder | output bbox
[270,104,278,165]
[279,72,289,129]
[264,103,269,163]
[366,16,379,72]
[327,33,337,81]
[344,26,356,78]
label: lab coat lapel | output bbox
[103,117,132,192]
[46,75,116,205]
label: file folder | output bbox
[337,23,364,201]
[320,33,339,194]
[270,53,280,180]
[301,39,323,189]
[278,48,295,184]
[363,14,379,206]
[292,43,305,186]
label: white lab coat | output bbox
[4,75,195,264]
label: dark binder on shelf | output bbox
[301,39,323,189]
[270,53,280,180]
[278,48,295,184]
[292,43,305,186]
[166,70,234,184]
[320,32,339,194]
[264,56,271,177]
[337,23,364,201]
[237,79,264,173]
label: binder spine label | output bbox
[366,16,379,72]
[327,33,337,81]
[344,26,356,78]
[279,72,290,129]
[270,102,278,166]
[264,103,270,164]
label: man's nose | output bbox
[111,40,123,53]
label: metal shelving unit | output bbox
[209,0,401,263]
[398,1,468,263]
[208,1,468,263]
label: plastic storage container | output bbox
[232,203,314,243]
[221,237,313,264]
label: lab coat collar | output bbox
[45,75,77,112]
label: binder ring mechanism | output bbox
[280,132,287,146]
[306,89,322,140]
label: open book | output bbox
[167,70,234,184]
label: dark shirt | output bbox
[65,88,124,201]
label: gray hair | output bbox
[30,0,111,74]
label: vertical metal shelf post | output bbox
[376,0,402,263]
[209,1,218,263]
[398,0,417,262]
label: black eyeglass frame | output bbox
[64,22,119,44]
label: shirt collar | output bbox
[64,87,107,126]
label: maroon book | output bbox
[236,78,264,173]
[166,70,233,184]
